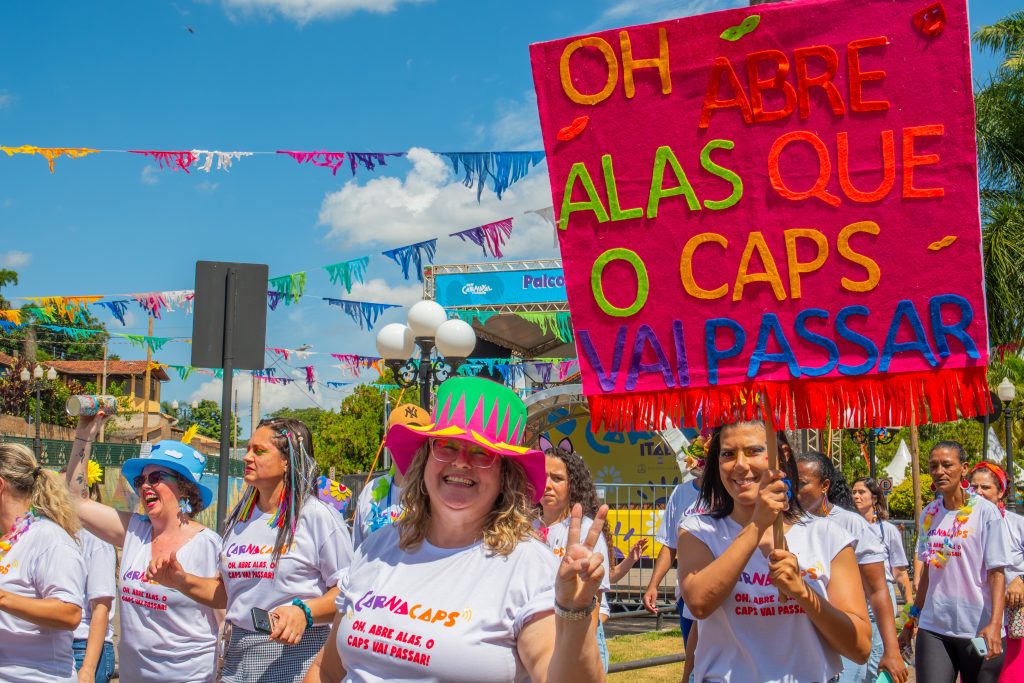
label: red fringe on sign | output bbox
[588,366,992,432]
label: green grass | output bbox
[607,627,685,681]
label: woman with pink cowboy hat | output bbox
[305,377,608,683]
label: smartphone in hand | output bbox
[971,636,989,658]
[251,607,274,634]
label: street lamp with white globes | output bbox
[998,377,1019,511]
[20,364,58,458]
[375,300,477,411]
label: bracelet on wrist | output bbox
[554,597,596,621]
[906,605,921,619]
[291,598,314,628]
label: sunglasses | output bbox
[430,438,500,469]
[133,470,179,489]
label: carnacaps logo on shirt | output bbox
[353,590,472,628]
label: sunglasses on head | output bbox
[133,470,179,489]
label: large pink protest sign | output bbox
[530,0,989,431]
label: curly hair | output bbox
[0,443,79,537]
[797,451,855,511]
[398,444,537,556]
[542,448,614,556]
[698,421,803,523]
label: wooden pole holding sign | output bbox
[765,425,785,549]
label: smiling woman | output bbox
[305,377,609,683]
[66,415,222,683]
[678,421,872,683]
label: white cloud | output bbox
[141,166,160,186]
[489,93,543,150]
[221,0,427,23]
[0,90,16,109]
[592,0,743,29]
[317,147,558,264]
[346,277,423,306]
[0,250,30,268]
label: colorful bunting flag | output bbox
[115,333,172,352]
[302,366,316,393]
[348,152,403,176]
[449,218,513,258]
[268,272,306,305]
[323,298,400,330]
[381,239,436,282]
[0,310,23,326]
[326,381,351,389]
[267,291,286,311]
[323,257,370,294]
[95,300,130,326]
[161,290,195,315]
[442,151,545,201]
[129,150,197,173]
[276,150,347,175]
[329,353,382,376]
[0,145,99,173]
[131,293,171,319]
[25,307,57,323]
[39,324,104,339]
[191,150,253,172]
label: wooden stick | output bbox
[910,405,922,524]
[765,426,786,550]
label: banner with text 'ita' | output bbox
[530,0,989,431]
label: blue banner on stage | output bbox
[435,268,566,307]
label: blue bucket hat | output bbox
[120,440,214,509]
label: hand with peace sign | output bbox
[555,503,609,613]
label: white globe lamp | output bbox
[435,319,477,359]
[376,323,415,360]
[407,300,447,338]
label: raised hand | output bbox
[628,538,648,563]
[752,470,789,532]
[146,551,186,590]
[555,503,608,611]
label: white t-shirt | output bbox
[867,519,909,584]
[0,516,85,683]
[1004,511,1024,585]
[73,528,117,642]
[353,474,404,549]
[826,506,886,565]
[118,514,221,683]
[335,524,559,682]
[916,495,1011,638]
[536,515,611,617]
[655,480,706,549]
[681,513,854,683]
[221,496,354,628]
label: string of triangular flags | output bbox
[0,146,544,202]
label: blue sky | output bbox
[0,0,1017,434]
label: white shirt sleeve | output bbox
[884,522,909,569]
[84,536,117,602]
[983,507,1012,571]
[33,542,86,607]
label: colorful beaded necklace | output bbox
[0,509,38,562]
[921,488,977,568]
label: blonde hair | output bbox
[398,444,537,556]
[0,443,79,537]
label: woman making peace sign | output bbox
[305,378,607,682]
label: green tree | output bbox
[175,399,239,442]
[0,269,17,310]
[269,406,326,432]
[975,12,1024,346]
[312,373,420,474]
[888,474,933,520]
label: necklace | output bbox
[921,490,977,568]
[0,509,38,563]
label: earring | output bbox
[930,482,937,493]
[178,498,193,515]
[960,479,970,490]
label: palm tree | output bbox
[975,12,1024,347]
